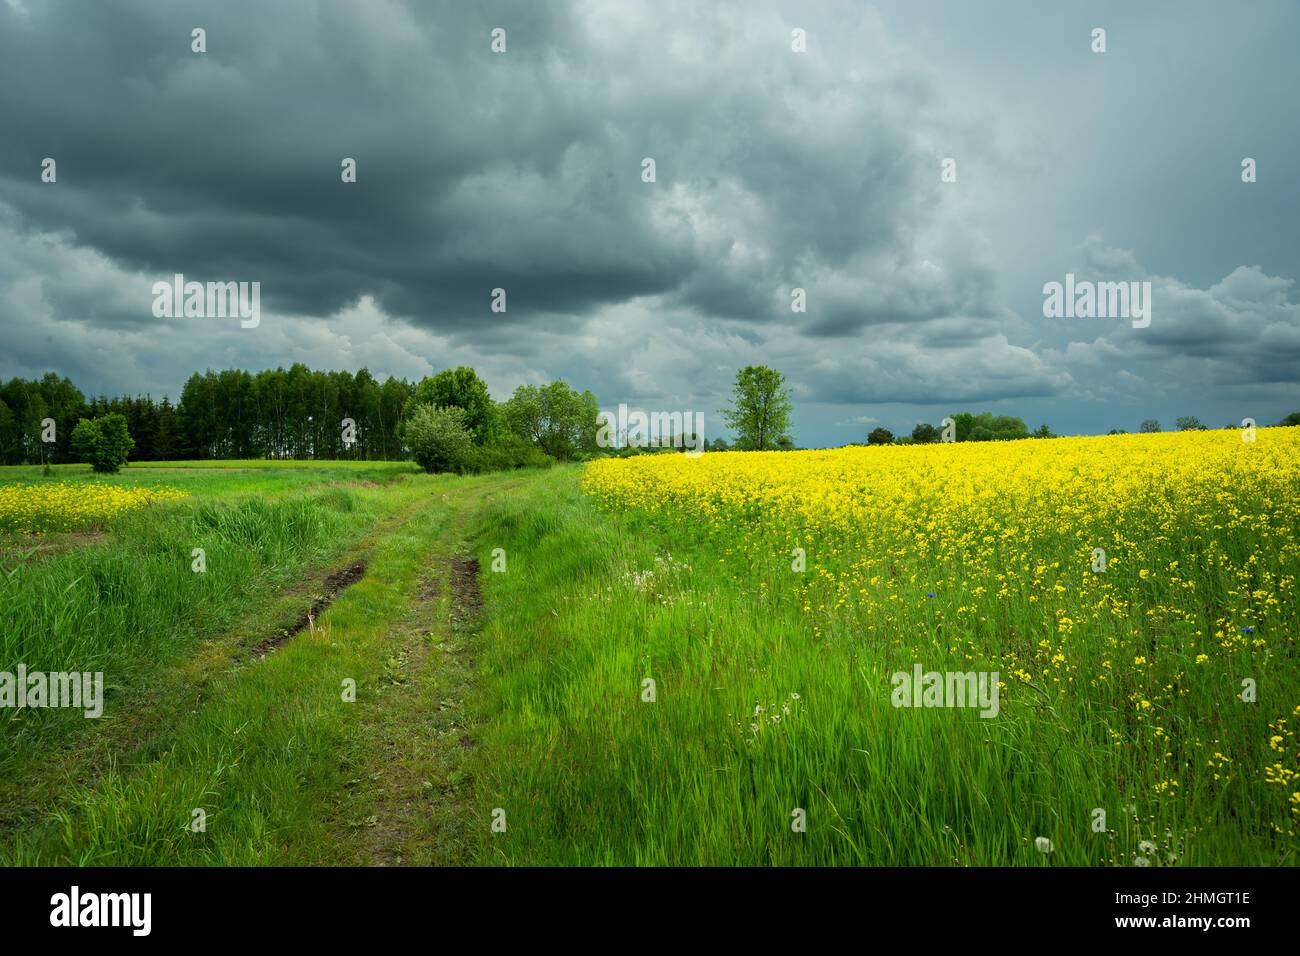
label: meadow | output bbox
[0,431,1295,865]
[481,428,1299,864]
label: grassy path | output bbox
[320,484,508,865]
[0,479,438,840]
[3,472,522,865]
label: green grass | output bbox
[0,459,419,498]
[0,463,430,835]
[4,474,518,865]
[1,461,1293,866]
[465,468,1297,866]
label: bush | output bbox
[402,405,474,473]
[70,414,134,473]
[911,423,940,444]
[404,367,500,444]
[462,440,555,474]
[503,381,600,460]
[950,412,1029,442]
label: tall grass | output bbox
[2,471,511,865]
[0,459,417,498]
[0,478,418,763]
[467,466,1297,866]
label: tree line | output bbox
[0,365,601,471]
[1121,414,1300,434]
[0,367,413,464]
[2,363,1296,469]
[715,368,1052,449]
[710,366,1300,449]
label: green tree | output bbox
[34,372,87,464]
[949,411,1028,442]
[1281,412,1300,426]
[0,398,14,465]
[722,365,792,451]
[503,381,599,460]
[1139,419,1162,433]
[405,367,499,444]
[951,412,975,442]
[867,426,894,445]
[70,413,134,473]
[154,396,180,460]
[911,422,940,443]
[379,376,413,460]
[1176,416,1204,431]
[987,414,1029,440]
[402,405,473,473]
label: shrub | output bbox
[462,440,555,474]
[503,381,599,460]
[404,367,500,444]
[402,405,474,473]
[911,423,940,444]
[70,413,134,473]
[950,412,1029,442]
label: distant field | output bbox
[2,459,418,473]
[0,459,419,499]
[1,434,1296,865]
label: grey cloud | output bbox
[0,0,1297,447]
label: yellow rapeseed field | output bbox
[583,427,1300,835]
[583,430,1299,639]
[0,482,188,534]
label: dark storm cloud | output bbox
[1,0,1296,445]
[0,0,702,327]
[0,0,998,339]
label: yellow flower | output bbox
[0,481,186,533]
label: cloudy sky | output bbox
[1,0,1297,446]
